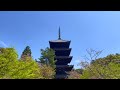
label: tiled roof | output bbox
[49,39,70,42]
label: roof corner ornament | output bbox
[58,26,61,40]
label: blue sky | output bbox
[0,11,120,69]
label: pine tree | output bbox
[39,47,56,68]
[21,46,32,60]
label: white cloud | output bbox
[0,40,8,47]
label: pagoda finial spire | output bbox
[58,26,61,40]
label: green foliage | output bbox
[23,46,31,55]
[8,60,43,79]
[39,47,56,69]
[21,46,32,59]
[0,47,56,79]
[0,48,43,79]
[80,62,120,79]
[68,70,81,79]
[75,69,83,74]
[39,64,55,79]
[0,48,18,78]
[80,53,120,79]
[92,53,120,65]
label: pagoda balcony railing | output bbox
[56,65,74,68]
[56,59,72,64]
[56,70,70,75]
[53,48,72,50]
[55,56,73,58]
[56,65,73,71]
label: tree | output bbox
[0,48,18,78]
[9,59,43,79]
[68,69,81,79]
[79,48,105,79]
[75,68,83,74]
[39,64,55,79]
[79,49,120,79]
[39,47,56,69]
[0,47,43,79]
[21,46,32,59]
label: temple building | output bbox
[49,27,74,79]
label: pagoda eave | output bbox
[55,58,72,65]
[54,49,71,56]
[55,56,73,59]
[49,40,71,43]
[56,65,74,71]
[53,48,72,50]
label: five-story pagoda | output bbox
[49,27,73,79]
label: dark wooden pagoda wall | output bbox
[49,41,73,79]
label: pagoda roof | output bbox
[56,65,73,68]
[56,65,74,71]
[55,58,72,65]
[53,48,71,50]
[55,56,73,58]
[49,39,70,43]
